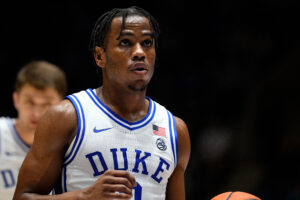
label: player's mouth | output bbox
[31,120,38,125]
[131,63,148,75]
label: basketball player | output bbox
[0,60,67,199]
[13,6,191,200]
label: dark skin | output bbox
[13,15,191,200]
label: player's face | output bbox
[101,15,156,92]
[13,84,62,131]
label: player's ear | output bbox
[94,46,106,69]
[12,91,20,111]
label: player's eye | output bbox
[120,39,131,46]
[26,100,34,105]
[143,39,153,47]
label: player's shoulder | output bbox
[44,88,93,126]
[0,117,13,132]
[43,99,77,124]
[37,99,76,130]
[52,99,77,114]
[173,116,188,135]
[173,115,190,150]
[35,99,77,143]
[173,115,190,169]
[0,116,12,123]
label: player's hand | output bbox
[82,170,137,200]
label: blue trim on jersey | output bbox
[64,96,82,163]
[167,111,178,166]
[167,112,176,165]
[54,165,67,193]
[64,95,86,166]
[63,166,67,192]
[85,88,156,131]
[53,170,63,194]
[63,94,86,193]
[7,118,30,152]
[88,88,151,125]
[171,114,179,165]
[63,98,80,162]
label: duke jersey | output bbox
[54,88,178,200]
[0,117,30,200]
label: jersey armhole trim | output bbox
[167,111,178,166]
[64,95,86,166]
[8,118,30,152]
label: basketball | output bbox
[211,191,261,200]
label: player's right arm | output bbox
[13,100,136,200]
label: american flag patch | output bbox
[153,124,166,137]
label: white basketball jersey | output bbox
[54,88,178,200]
[0,117,30,200]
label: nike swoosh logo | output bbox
[93,127,112,133]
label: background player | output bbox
[0,60,67,199]
[13,6,191,200]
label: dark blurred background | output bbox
[1,0,300,199]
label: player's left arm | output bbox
[166,116,191,200]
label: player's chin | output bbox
[128,82,148,92]
[29,123,38,129]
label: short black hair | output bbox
[89,6,160,54]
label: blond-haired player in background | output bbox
[0,60,67,199]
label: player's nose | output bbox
[132,43,145,61]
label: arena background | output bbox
[1,1,300,199]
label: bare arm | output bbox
[13,100,136,200]
[166,116,191,200]
[13,100,79,199]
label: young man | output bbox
[0,60,67,199]
[13,6,190,200]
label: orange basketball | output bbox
[211,191,261,200]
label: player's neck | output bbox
[14,118,35,146]
[97,86,149,123]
